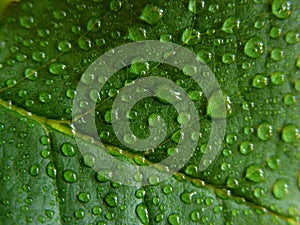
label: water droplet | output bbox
[136,203,149,225]
[188,0,205,13]
[281,124,299,142]
[77,192,91,203]
[181,28,201,45]
[19,16,34,29]
[168,214,180,225]
[83,154,96,167]
[177,112,191,125]
[61,142,77,157]
[6,79,16,87]
[284,94,296,105]
[104,192,118,208]
[63,169,78,183]
[140,4,163,25]
[128,26,147,41]
[87,18,101,32]
[92,206,102,215]
[58,40,72,52]
[221,17,240,33]
[222,53,236,64]
[226,177,239,188]
[269,26,282,39]
[270,48,283,61]
[53,10,67,20]
[39,93,51,103]
[244,36,264,58]
[285,30,300,44]
[267,157,280,170]
[180,191,195,204]
[271,71,286,85]
[130,61,150,75]
[110,0,122,11]
[74,209,85,219]
[78,37,92,51]
[245,164,265,183]
[197,50,212,63]
[272,0,292,19]
[254,18,265,30]
[190,210,201,222]
[46,162,57,179]
[49,63,66,75]
[252,74,268,88]
[257,122,273,141]
[29,164,40,177]
[254,188,264,198]
[273,179,289,199]
[25,68,38,80]
[240,141,254,155]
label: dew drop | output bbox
[272,0,292,19]
[78,37,92,51]
[32,51,46,62]
[87,18,101,32]
[281,124,299,142]
[29,164,40,177]
[190,210,201,222]
[39,93,51,103]
[58,40,72,52]
[63,169,77,183]
[257,122,273,141]
[188,0,205,13]
[245,164,265,183]
[110,0,122,11]
[222,53,236,64]
[19,16,34,29]
[140,4,163,25]
[181,28,201,45]
[128,26,147,41]
[136,203,149,225]
[285,30,300,44]
[25,68,38,80]
[61,142,77,157]
[104,192,118,208]
[267,157,280,170]
[77,192,91,203]
[273,179,289,199]
[46,162,57,179]
[221,17,240,34]
[252,74,268,88]
[168,214,180,225]
[92,206,102,215]
[270,48,283,61]
[53,10,67,20]
[284,94,296,105]
[49,63,66,75]
[240,141,254,155]
[271,71,286,85]
[74,209,85,219]
[269,26,282,39]
[244,36,264,58]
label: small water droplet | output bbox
[46,162,57,179]
[270,48,284,61]
[252,74,268,88]
[267,157,280,170]
[168,214,180,225]
[271,71,286,85]
[87,18,101,32]
[190,210,201,222]
[58,40,72,52]
[77,192,91,203]
[188,0,205,13]
[128,26,147,41]
[53,10,67,20]
[281,124,299,142]
[222,53,236,64]
[244,36,264,58]
[39,93,51,103]
[74,209,85,219]
[63,169,78,183]
[257,122,273,141]
[104,192,118,208]
[285,30,300,44]
[181,28,201,45]
[29,164,40,177]
[61,142,77,157]
[78,37,92,51]
[140,4,163,25]
[245,164,265,183]
[221,17,240,33]
[273,179,289,199]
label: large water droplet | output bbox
[136,203,149,225]
[61,142,77,157]
[244,37,264,58]
[272,0,292,19]
[272,179,289,199]
[240,141,254,155]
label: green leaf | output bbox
[0,0,300,224]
